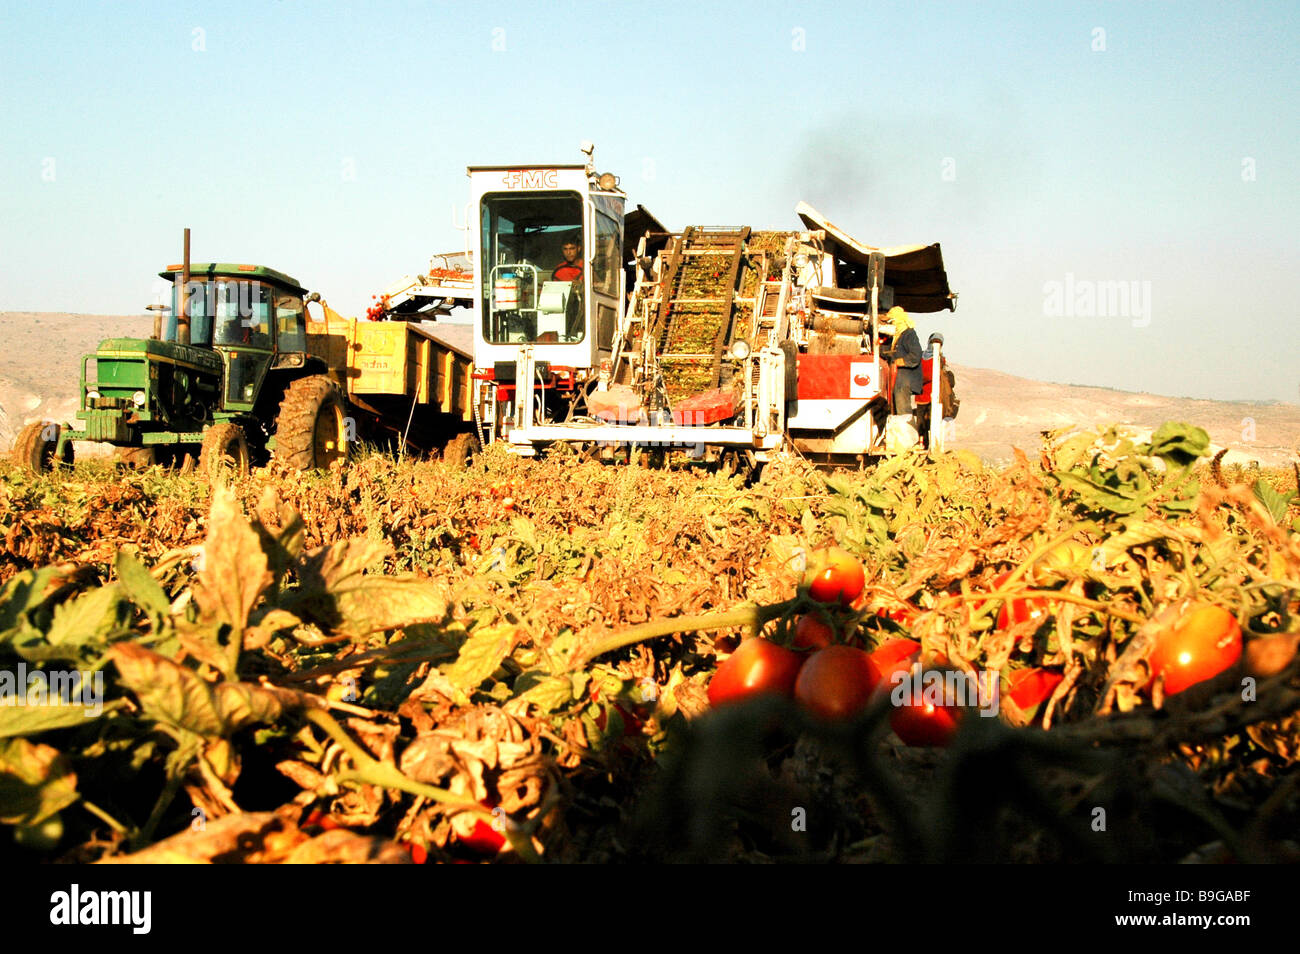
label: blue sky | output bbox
[2,1,1296,402]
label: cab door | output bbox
[217,285,275,410]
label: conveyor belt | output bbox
[649,227,750,403]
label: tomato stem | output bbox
[578,599,796,666]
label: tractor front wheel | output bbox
[11,422,72,472]
[199,423,250,478]
[275,376,348,470]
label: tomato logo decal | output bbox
[853,374,870,387]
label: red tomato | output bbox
[868,638,921,694]
[708,638,804,707]
[456,800,507,856]
[406,842,428,864]
[1005,667,1064,714]
[1147,604,1242,695]
[460,817,506,855]
[807,548,866,606]
[793,613,836,650]
[794,645,881,721]
[989,572,1050,628]
[890,690,962,747]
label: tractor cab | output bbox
[469,161,626,375]
[159,263,308,410]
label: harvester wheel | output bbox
[200,422,250,478]
[11,422,71,472]
[274,375,348,470]
[114,446,157,468]
[443,432,480,467]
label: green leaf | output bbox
[251,486,307,584]
[0,697,124,739]
[44,583,129,648]
[110,642,224,737]
[512,673,575,713]
[1145,422,1210,468]
[0,567,66,645]
[211,682,286,733]
[441,624,517,692]
[192,487,274,665]
[1252,480,1294,526]
[115,549,172,629]
[110,643,297,739]
[1052,471,1147,515]
[288,538,449,637]
[0,737,78,827]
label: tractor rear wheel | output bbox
[11,422,71,472]
[443,432,480,467]
[199,422,250,478]
[274,376,348,470]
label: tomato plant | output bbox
[793,612,836,650]
[807,547,866,606]
[707,637,805,707]
[794,645,880,721]
[1147,603,1242,695]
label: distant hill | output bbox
[2,312,1296,467]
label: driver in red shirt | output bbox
[552,239,583,282]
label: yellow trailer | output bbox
[305,302,479,460]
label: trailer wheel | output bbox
[200,422,250,478]
[115,446,157,468]
[11,422,71,472]
[443,432,480,467]
[274,375,348,470]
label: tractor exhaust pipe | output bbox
[178,228,191,345]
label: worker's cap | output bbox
[886,306,907,321]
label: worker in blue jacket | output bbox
[888,306,923,414]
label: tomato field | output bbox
[1,422,1298,863]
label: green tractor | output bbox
[12,256,348,476]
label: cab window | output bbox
[480,191,585,344]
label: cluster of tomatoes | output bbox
[364,294,390,321]
[706,547,965,744]
[707,548,1247,745]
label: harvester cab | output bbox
[469,150,628,439]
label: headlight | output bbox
[86,390,100,401]
[132,391,147,407]
[730,340,751,360]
